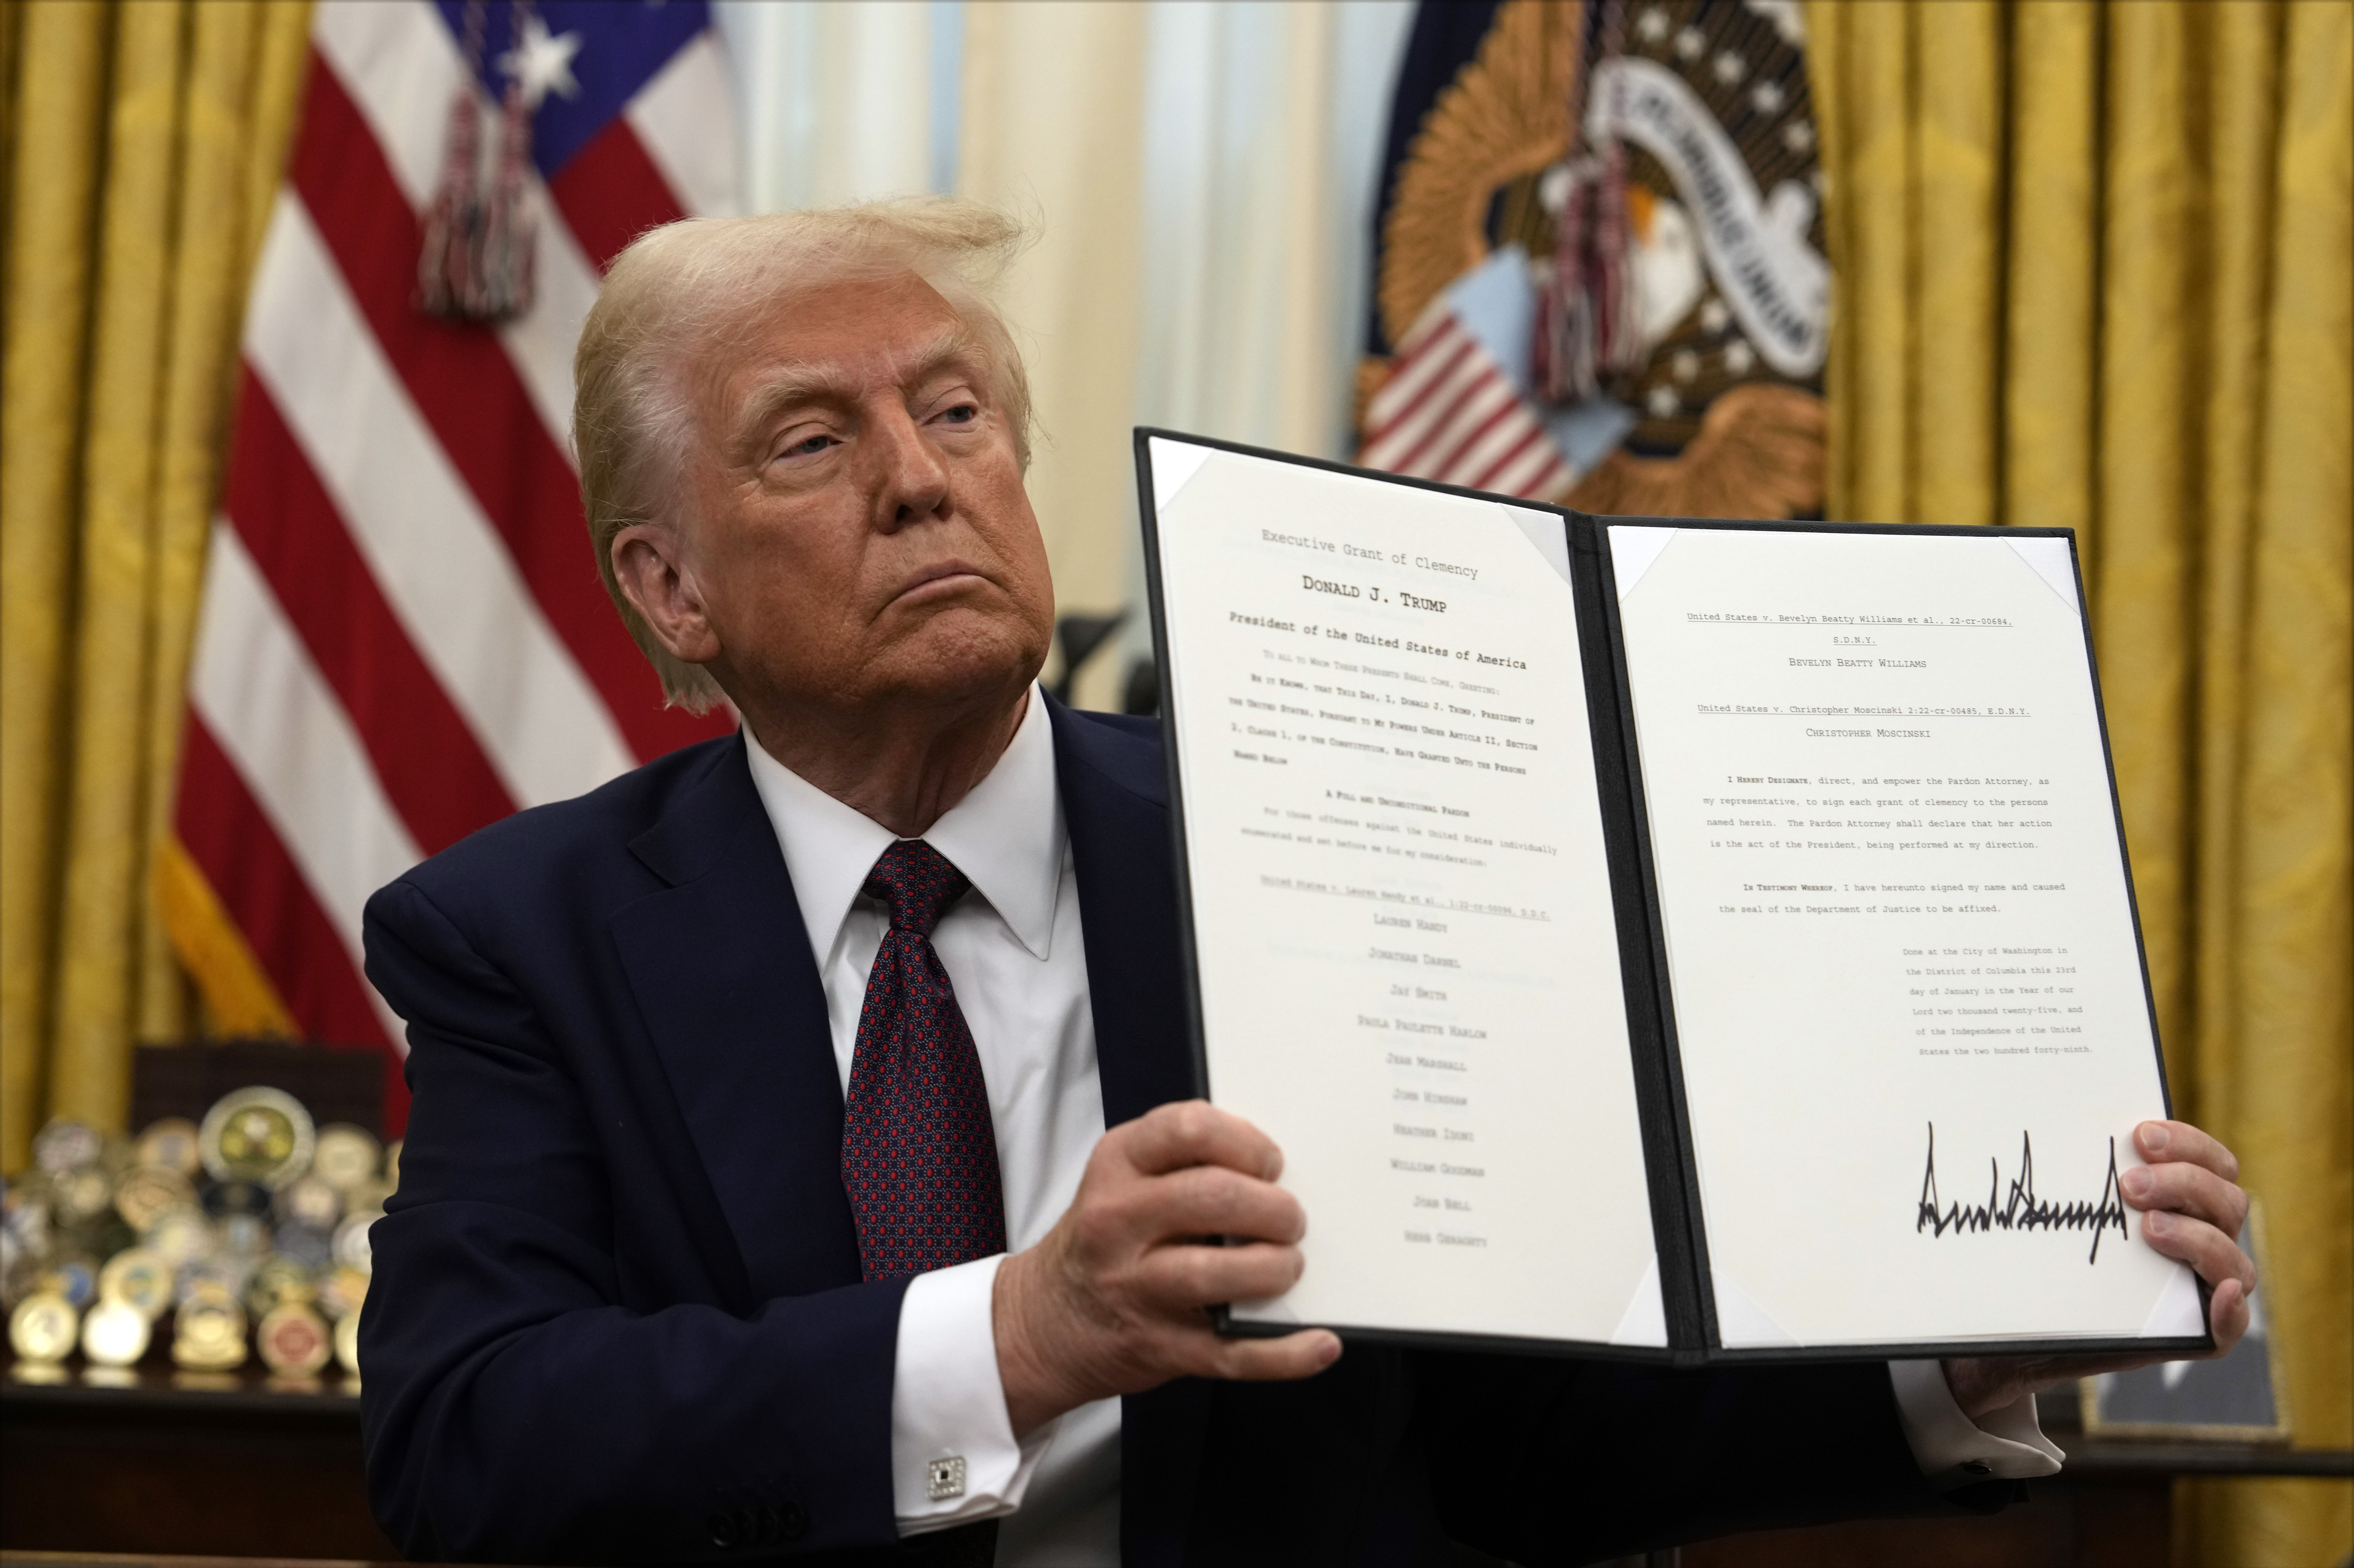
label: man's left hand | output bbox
[1941,1119,2256,1420]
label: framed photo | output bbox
[2081,1198,2290,1444]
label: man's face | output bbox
[667,269,1054,728]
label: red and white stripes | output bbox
[1358,304,1576,501]
[173,4,737,1127]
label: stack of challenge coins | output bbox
[4,1089,395,1383]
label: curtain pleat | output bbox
[1912,0,2002,529]
[2097,1,2197,1068]
[51,0,191,1134]
[0,0,310,1170]
[1810,4,2352,1560]
[2187,3,2283,1141]
[1820,0,1914,523]
[0,0,112,1172]
[2001,1,2099,554]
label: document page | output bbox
[1149,439,1661,1346]
[1610,526,2197,1348]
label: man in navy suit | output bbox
[359,200,2258,1566]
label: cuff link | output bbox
[926,1455,968,1501]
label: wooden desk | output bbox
[2,1363,389,1561]
[6,1358,2346,1563]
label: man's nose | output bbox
[866,403,951,529]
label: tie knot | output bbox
[862,840,970,938]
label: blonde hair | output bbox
[573,198,1034,713]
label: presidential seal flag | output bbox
[162,2,740,1128]
[1360,0,1831,520]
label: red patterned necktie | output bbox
[840,839,1008,1280]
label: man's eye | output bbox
[938,404,978,425]
[782,434,834,458]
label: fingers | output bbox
[1154,1162,1306,1243]
[1117,1100,1283,1182]
[1000,1110,1338,1428]
[2119,1158,2250,1237]
[2206,1276,2251,1357]
[1138,1237,1306,1307]
[2134,1120,2240,1184]
[1076,1163,1305,1269]
[2140,1211,2256,1362]
[1197,1328,1342,1382]
[2140,1208,2257,1299]
[2127,1120,2259,1357]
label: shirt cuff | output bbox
[1888,1359,2065,1486]
[892,1254,1055,1535]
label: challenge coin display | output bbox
[146,1206,212,1267]
[199,1086,316,1189]
[219,1213,269,1259]
[277,1173,344,1230]
[319,1265,368,1321]
[247,1255,314,1318]
[332,1210,378,1273]
[134,1116,203,1176]
[54,1166,113,1223]
[205,1179,272,1221]
[80,1297,151,1367]
[10,1292,79,1364]
[275,1222,334,1271]
[31,1119,102,1176]
[40,1260,96,1308]
[5,1085,378,1384]
[258,1299,333,1376]
[97,1248,172,1318]
[172,1289,249,1371]
[312,1123,383,1191]
[113,1163,196,1232]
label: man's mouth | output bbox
[890,561,991,607]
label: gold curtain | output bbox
[1809,3,2352,1563]
[0,0,311,1173]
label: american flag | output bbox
[168,2,737,1129]
[1358,301,1576,500]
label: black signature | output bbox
[1915,1124,2131,1264]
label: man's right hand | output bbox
[991,1100,1343,1436]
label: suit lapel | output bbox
[1049,701,1199,1126]
[610,735,864,1303]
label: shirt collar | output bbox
[743,686,1063,965]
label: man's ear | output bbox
[611,523,723,666]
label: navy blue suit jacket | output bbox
[360,700,1981,1565]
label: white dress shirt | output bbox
[744,686,2059,1566]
